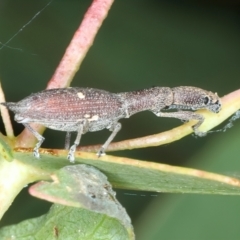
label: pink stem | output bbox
[47,0,114,89]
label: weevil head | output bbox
[170,87,221,113]
[203,91,221,113]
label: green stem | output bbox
[0,157,49,220]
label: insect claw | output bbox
[192,127,207,137]
[33,148,40,159]
[67,153,75,163]
[67,145,76,163]
[97,148,106,158]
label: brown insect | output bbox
[1,86,221,162]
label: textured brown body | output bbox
[1,86,221,162]
[9,88,126,132]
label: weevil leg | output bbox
[67,120,89,163]
[97,122,122,157]
[153,111,206,136]
[68,126,83,163]
[23,123,45,158]
[65,132,71,150]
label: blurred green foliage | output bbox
[0,0,240,239]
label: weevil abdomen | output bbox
[12,88,125,132]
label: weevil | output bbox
[1,86,221,162]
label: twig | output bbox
[0,82,14,138]
[47,0,114,89]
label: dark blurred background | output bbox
[0,0,240,239]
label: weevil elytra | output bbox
[1,86,221,162]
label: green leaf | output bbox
[0,133,13,162]
[13,149,240,195]
[0,204,134,240]
[29,165,133,231]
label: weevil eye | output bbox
[203,96,210,105]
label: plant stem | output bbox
[47,0,115,89]
[0,159,33,219]
[0,82,14,138]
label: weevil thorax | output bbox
[118,87,172,116]
[170,86,221,113]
